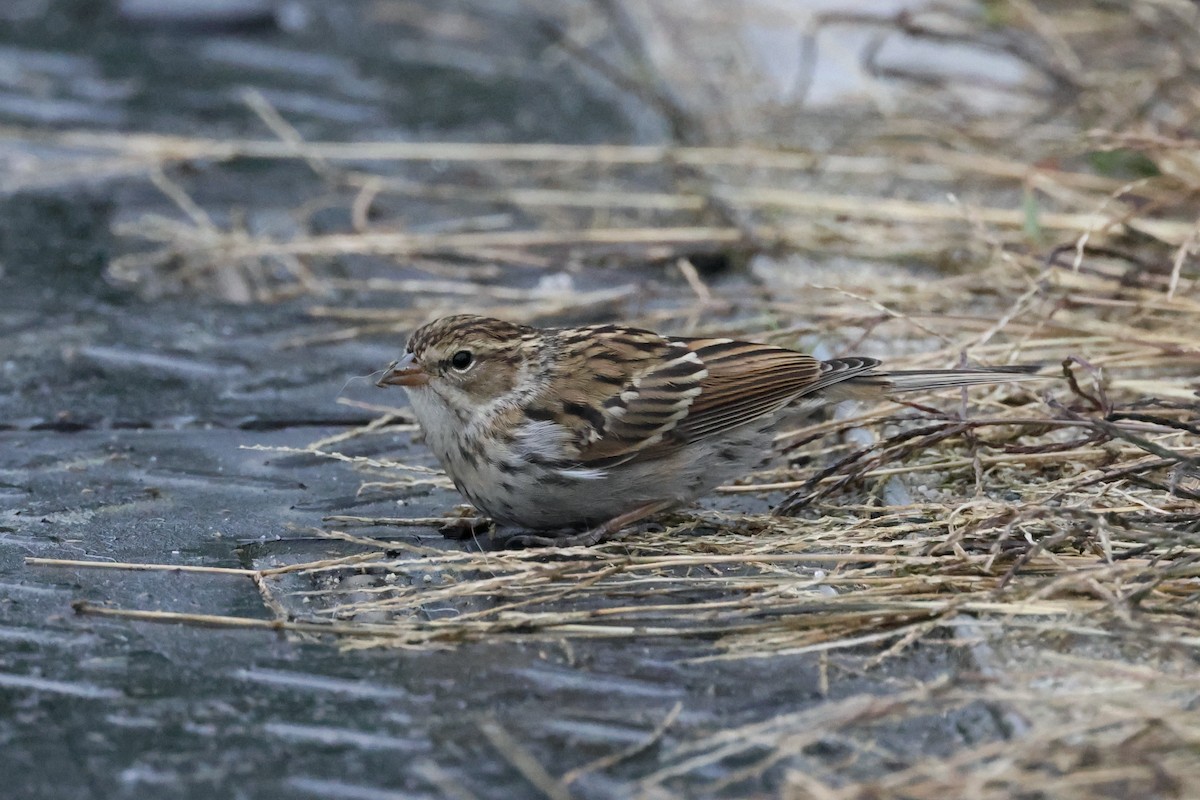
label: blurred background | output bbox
[2,2,1199,799]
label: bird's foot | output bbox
[501,500,677,549]
[502,526,617,549]
[438,516,492,540]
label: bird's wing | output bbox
[538,329,844,467]
[672,338,825,441]
[552,326,709,465]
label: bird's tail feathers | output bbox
[824,364,1044,399]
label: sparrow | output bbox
[377,315,1041,547]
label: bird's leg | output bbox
[438,516,492,540]
[504,500,677,548]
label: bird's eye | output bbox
[450,350,473,370]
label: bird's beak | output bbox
[376,352,428,388]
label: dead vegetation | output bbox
[18,1,1200,797]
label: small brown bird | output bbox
[378,315,1040,547]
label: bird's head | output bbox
[377,315,535,415]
